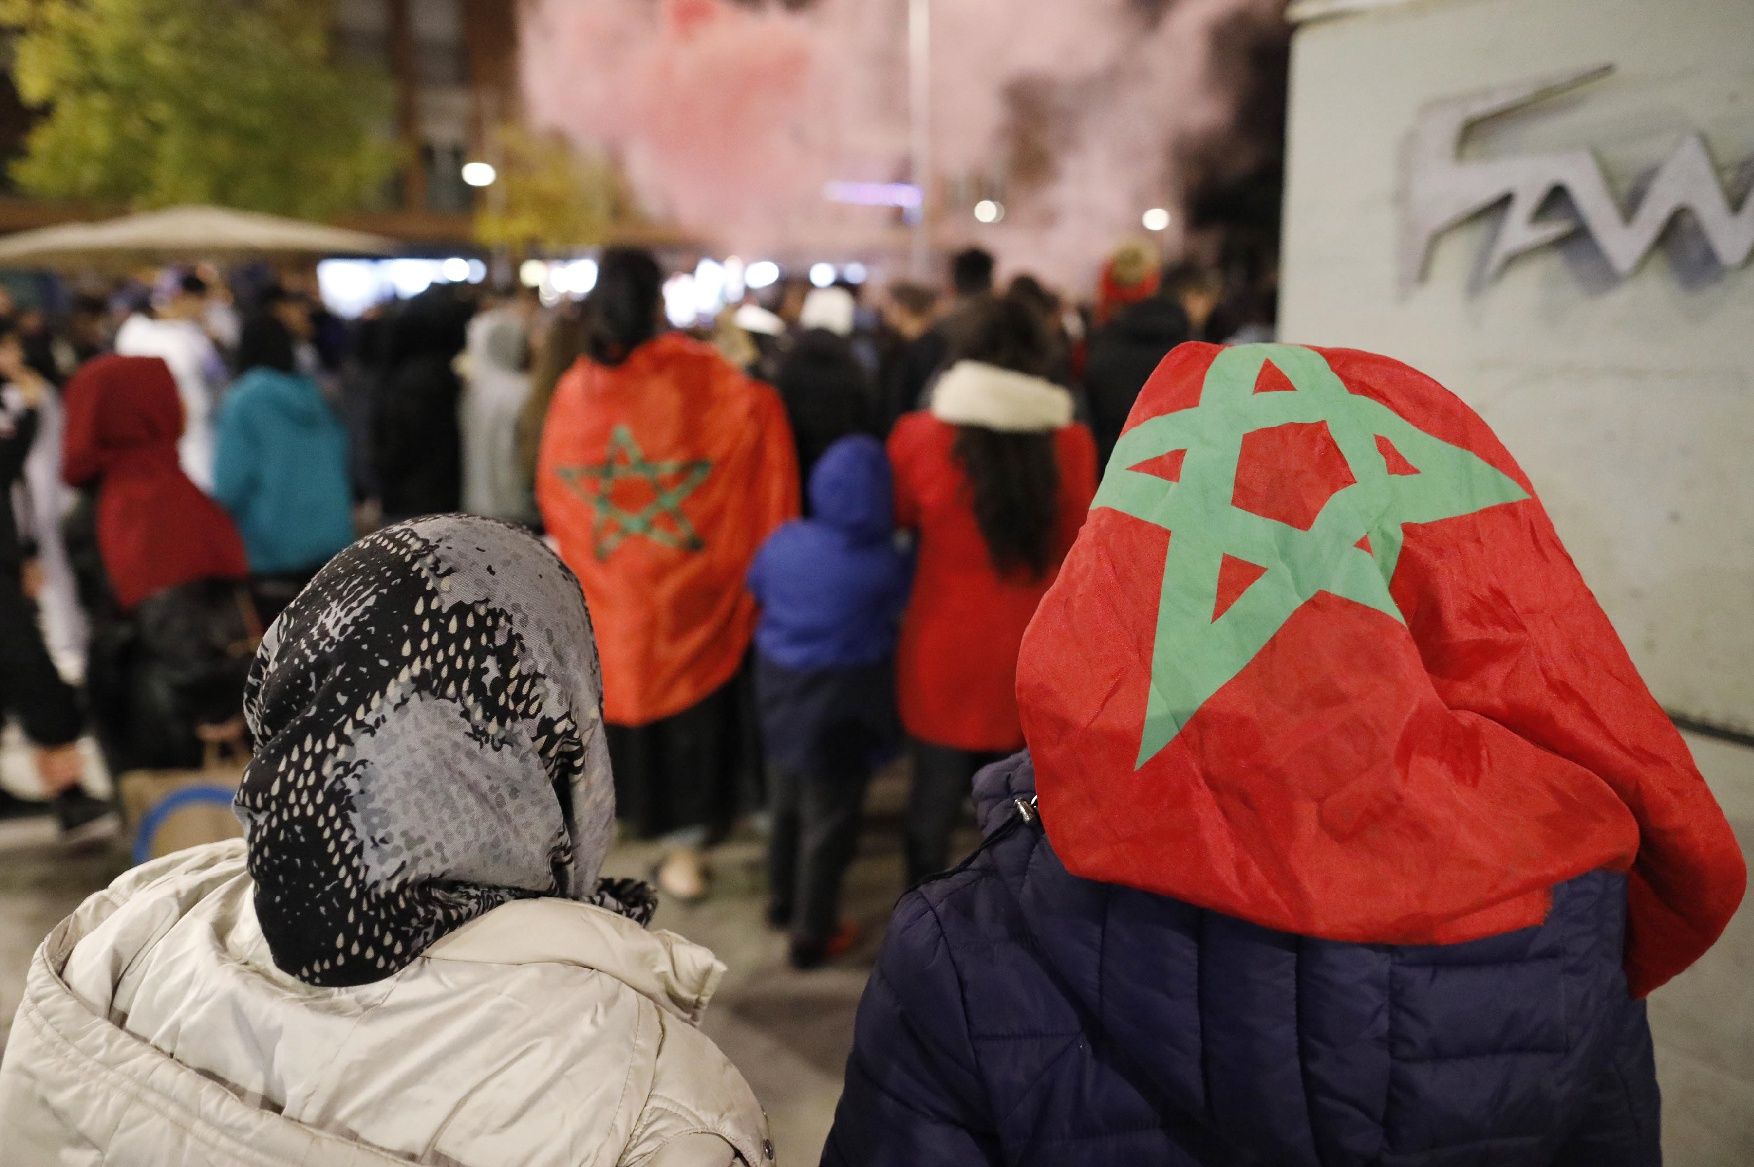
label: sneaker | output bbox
[788,921,861,970]
[51,788,113,839]
[651,851,710,903]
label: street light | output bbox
[461,161,498,188]
[1143,207,1172,232]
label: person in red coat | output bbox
[889,291,1097,883]
[62,355,254,776]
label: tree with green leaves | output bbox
[1,0,396,219]
[473,125,643,255]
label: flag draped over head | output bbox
[537,333,798,727]
[1018,342,1743,996]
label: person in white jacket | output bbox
[459,301,538,525]
[113,273,226,492]
[0,514,772,1167]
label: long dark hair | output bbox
[584,247,664,367]
[950,292,1062,581]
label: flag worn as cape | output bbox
[1018,342,1743,997]
[537,333,799,726]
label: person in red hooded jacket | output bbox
[888,290,1097,885]
[61,355,253,774]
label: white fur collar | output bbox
[929,361,1074,433]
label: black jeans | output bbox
[0,574,82,748]
[906,740,1006,885]
[605,663,759,844]
[768,762,873,944]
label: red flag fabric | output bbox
[537,334,798,726]
[1018,343,1743,996]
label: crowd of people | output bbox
[0,241,1260,947]
[0,237,1743,1166]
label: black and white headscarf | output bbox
[236,515,653,989]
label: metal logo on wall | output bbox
[1402,65,1754,290]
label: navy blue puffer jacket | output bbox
[824,753,1660,1166]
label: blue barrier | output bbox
[131,785,239,867]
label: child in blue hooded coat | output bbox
[748,435,910,968]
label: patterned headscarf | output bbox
[236,515,652,988]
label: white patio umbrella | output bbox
[0,204,400,270]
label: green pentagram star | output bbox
[556,425,713,561]
[1095,344,1529,769]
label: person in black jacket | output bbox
[876,282,941,434]
[372,288,469,523]
[894,248,997,413]
[1083,292,1191,463]
[0,322,103,830]
[774,287,881,492]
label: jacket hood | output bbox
[807,434,893,540]
[234,367,329,426]
[59,354,183,483]
[930,360,1073,433]
[1017,342,1743,996]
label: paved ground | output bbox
[2,737,1751,1165]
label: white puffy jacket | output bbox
[0,842,772,1166]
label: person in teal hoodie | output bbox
[213,311,354,621]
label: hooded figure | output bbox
[61,354,254,772]
[748,435,909,966]
[748,434,909,747]
[0,516,771,1167]
[825,343,1744,1166]
[460,306,538,524]
[114,310,224,492]
[212,317,355,579]
[61,355,249,614]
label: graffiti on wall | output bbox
[1402,64,1754,290]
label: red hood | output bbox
[1018,342,1743,996]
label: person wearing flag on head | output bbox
[538,248,800,903]
[823,342,1744,1167]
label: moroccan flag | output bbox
[1018,343,1743,995]
[537,333,799,726]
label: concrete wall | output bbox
[1279,0,1753,731]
